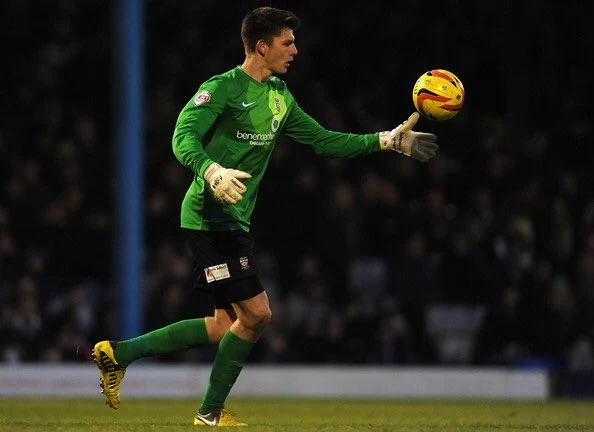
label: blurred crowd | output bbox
[1,0,593,370]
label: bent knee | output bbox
[246,308,272,332]
[259,308,272,327]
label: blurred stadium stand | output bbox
[1,1,593,396]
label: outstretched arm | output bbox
[283,104,438,162]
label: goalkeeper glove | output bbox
[379,112,439,162]
[203,162,252,205]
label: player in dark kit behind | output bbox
[92,6,438,427]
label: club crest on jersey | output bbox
[271,115,280,132]
[274,98,281,113]
[193,91,211,106]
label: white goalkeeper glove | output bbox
[203,162,252,205]
[379,112,439,162]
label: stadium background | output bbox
[1,0,593,396]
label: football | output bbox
[412,69,465,121]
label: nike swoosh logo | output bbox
[242,101,256,108]
[195,415,216,426]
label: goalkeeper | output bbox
[93,6,438,427]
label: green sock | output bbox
[199,331,255,414]
[114,318,209,367]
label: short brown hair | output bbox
[241,7,301,53]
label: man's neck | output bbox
[241,57,272,83]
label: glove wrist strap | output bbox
[379,131,411,156]
[203,162,222,182]
[379,131,396,152]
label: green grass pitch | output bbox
[1,397,594,431]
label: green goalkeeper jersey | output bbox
[172,66,380,231]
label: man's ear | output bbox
[256,40,267,56]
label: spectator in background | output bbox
[1,0,593,380]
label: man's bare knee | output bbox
[242,307,271,333]
[230,291,272,341]
[253,308,272,330]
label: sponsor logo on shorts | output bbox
[204,263,230,283]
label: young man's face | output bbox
[264,28,297,75]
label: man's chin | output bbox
[275,65,289,75]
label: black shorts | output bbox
[183,229,264,309]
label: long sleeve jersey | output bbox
[172,66,380,231]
